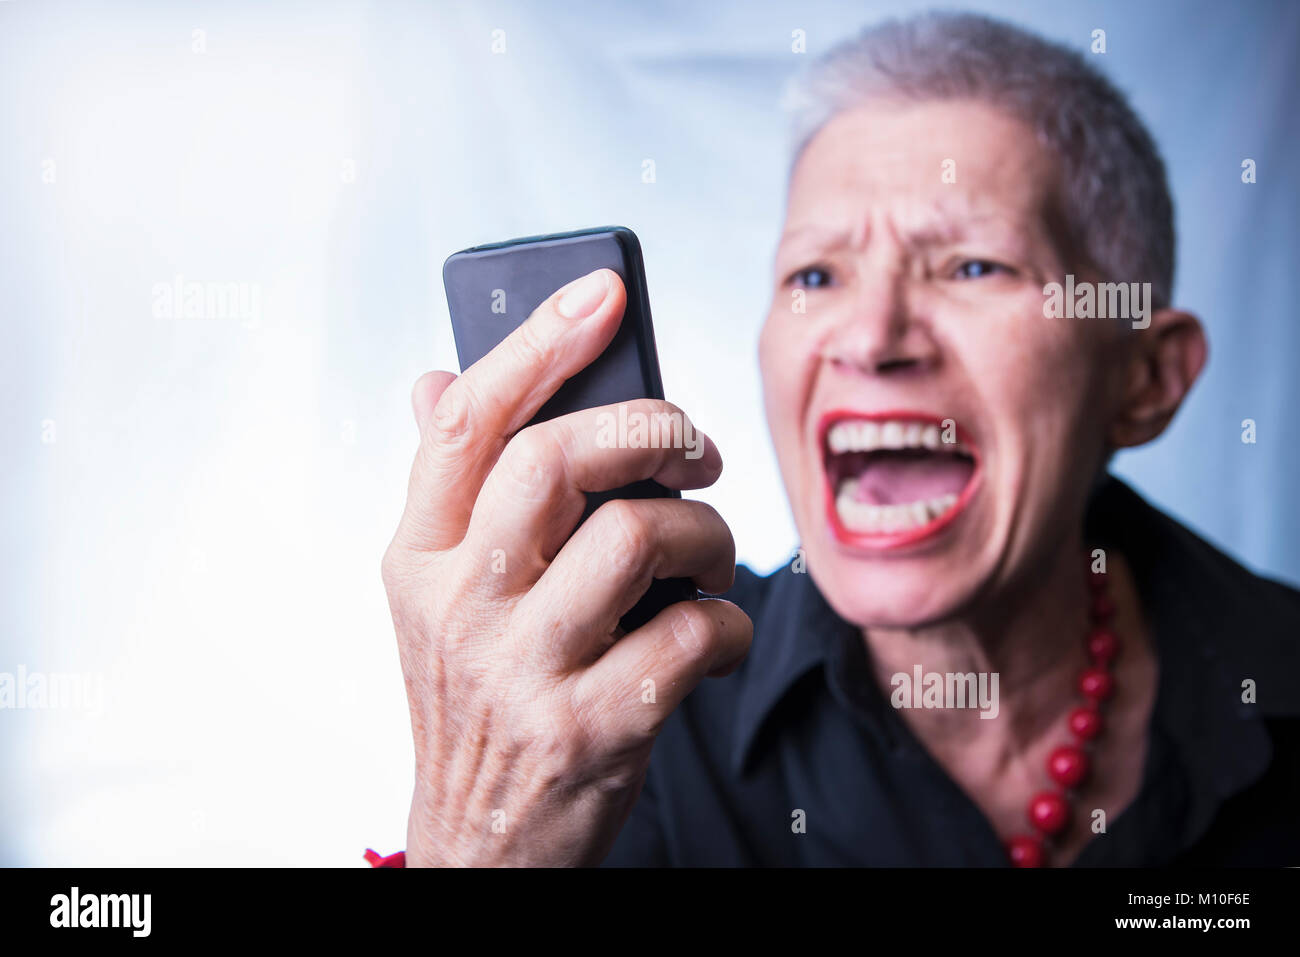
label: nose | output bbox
[822,269,940,376]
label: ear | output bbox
[1109,308,1208,450]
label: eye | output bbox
[952,259,1010,280]
[786,265,835,289]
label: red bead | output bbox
[1068,706,1103,740]
[1007,835,1044,868]
[1028,791,1070,835]
[1079,667,1114,701]
[1087,627,1120,663]
[1090,593,1115,620]
[1047,745,1090,788]
[1088,570,1108,591]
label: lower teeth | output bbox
[834,482,959,534]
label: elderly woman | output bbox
[377,12,1299,867]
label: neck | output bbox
[863,537,1092,750]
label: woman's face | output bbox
[759,98,1128,628]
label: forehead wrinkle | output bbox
[775,221,855,263]
[895,192,1041,251]
[782,151,1056,262]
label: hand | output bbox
[381,268,752,866]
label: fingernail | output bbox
[557,270,610,319]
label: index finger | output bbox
[394,268,626,553]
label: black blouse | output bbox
[603,477,1300,866]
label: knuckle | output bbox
[509,320,552,372]
[547,709,593,767]
[629,397,683,418]
[667,602,717,663]
[601,500,656,576]
[501,427,562,496]
[594,757,651,795]
[690,499,725,531]
[514,697,588,766]
[634,399,687,443]
[429,383,473,444]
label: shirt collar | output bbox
[730,558,843,775]
[1086,476,1300,718]
[1085,477,1295,846]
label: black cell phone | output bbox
[442,226,698,633]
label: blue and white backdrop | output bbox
[2,0,1297,864]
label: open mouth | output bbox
[818,409,981,549]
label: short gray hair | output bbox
[782,12,1175,309]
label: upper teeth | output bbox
[827,419,965,455]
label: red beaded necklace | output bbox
[1005,558,1119,867]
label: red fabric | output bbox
[364,848,406,868]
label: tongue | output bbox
[851,452,973,506]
